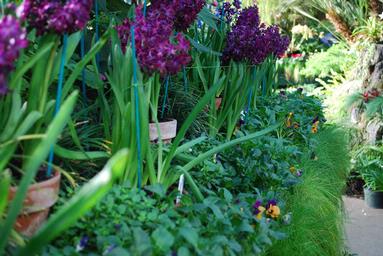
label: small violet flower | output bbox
[252,200,266,220]
[76,235,89,252]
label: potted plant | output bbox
[204,5,289,140]
[116,1,205,143]
[0,1,107,236]
[355,145,383,208]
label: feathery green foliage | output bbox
[267,127,350,256]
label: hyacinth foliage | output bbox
[116,1,205,121]
[0,1,116,252]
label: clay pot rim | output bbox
[149,118,177,125]
[10,169,61,193]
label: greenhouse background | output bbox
[1,0,383,255]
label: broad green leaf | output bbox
[179,227,199,249]
[152,227,174,251]
[0,170,11,216]
[54,145,109,160]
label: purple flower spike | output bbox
[22,0,92,36]
[0,15,28,95]
[149,0,206,31]
[116,3,192,76]
[222,6,289,65]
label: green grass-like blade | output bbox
[0,91,79,252]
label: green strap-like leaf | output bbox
[0,91,79,252]
[54,145,110,160]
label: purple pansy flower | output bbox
[267,199,277,209]
[252,200,262,215]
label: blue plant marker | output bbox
[161,76,170,119]
[183,66,188,92]
[262,76,266,97]
[246,89,253,113]
[130,25,142,189]
[220,4,225,31]
[245,68,256,123]
[94,0,100,68]
[81,30,87,103]
[46,35,68,178]
[143,0,147,17]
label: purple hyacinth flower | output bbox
[0,15,28,95]
[22,0,92,36]
[116,3,192,76]
[222,6,289,65]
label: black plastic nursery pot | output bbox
[364,188,383,209]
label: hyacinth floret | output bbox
[21,0,93,35]
[222,6,289,65]
[0,15,28,95]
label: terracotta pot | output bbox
[215,97,222,109]
[8,170,61,237]
[149,119,177,143]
